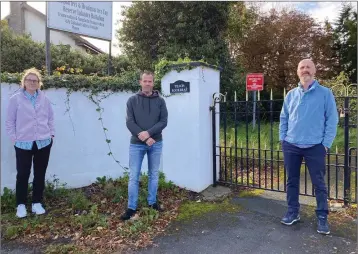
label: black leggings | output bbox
[14,140,52,205]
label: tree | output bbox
[117,1,243,95]
[226,2,259,58]
[231,8,337,91]
[333,4,357,83]
[118,1,230,69]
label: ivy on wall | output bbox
[154,57,215,86]
[1,71,140,94]
[1,57,216,94]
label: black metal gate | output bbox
[210,91,357,205]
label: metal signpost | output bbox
[246,73,264,128]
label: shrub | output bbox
[1,187,16,213]
[1,20,133,76]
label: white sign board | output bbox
[47,2,112,41]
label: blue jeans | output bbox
[127,141,163,210]
[282,141,329,217]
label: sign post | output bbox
[246,73,264,128]
[45,2,51,74]
[46,2,113,75]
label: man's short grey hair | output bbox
[140,70,155,80]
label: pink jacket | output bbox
[6,89,55,142]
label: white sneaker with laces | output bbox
[32,203,46,215]
[16,204,27,218]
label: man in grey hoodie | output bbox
[120,70,168,221]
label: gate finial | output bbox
[212,92,226,106]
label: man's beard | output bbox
[300,74,312,82]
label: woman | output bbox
[6,67,55,218]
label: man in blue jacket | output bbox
[279,59,338,235]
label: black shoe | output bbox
[120,209,136,221]
[280,211,300,225]
[149,203,162,212]
[317,216,330,235]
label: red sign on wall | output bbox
[246,73,264,91]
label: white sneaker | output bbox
[32,203,46,215]
[16,204,27,218]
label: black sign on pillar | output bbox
[170,80,190,94]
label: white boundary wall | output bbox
[1,65,220,193]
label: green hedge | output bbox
[1,58,215,94]
[1,71,141,94]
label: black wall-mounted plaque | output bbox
[170,80,190,94]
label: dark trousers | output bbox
[282,141,328,217]
[15,141,52,205]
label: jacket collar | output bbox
[21,88,42,99]
[298,79,318,93]
[24,89,38,99]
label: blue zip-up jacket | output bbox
[279,80,338,148]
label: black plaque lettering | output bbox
[169,80,190,94]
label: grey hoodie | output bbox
[126,90,168,144]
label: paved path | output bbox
[137,192,357,254]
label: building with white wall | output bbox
[4,1,103,54]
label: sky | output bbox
[1,1,356,56]
[259,2,356,23]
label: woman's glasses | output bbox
[25,79,39,84]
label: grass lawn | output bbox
[220,123,356,153]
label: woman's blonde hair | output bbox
[21,67,43,90]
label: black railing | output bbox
[211,95,357,204]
